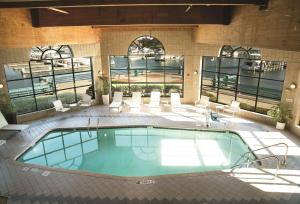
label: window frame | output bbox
[200,56,286,115]
[5,57,95,115]
[110,55,184,97]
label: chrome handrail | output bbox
[231,155,281,177]
[233,142,288,167]
[97,118,100,130]
[87,117,91,129]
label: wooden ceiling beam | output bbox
[0,0,268,9]
[31,6,234,27]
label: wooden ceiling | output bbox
[0,0,269,27]
[0,0,269,8]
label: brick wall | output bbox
[0,9,100,48]
[0,43,101,123]
[193,0,300,52]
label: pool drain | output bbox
[136,179,156,185]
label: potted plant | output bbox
[267,103,293,130]
[99,76,110,105]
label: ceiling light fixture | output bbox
[185,5,192,13]
[48,7,70,14]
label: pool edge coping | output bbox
[12,124,260,180]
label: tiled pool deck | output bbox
[1,105,300,204]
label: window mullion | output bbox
[28,60,38,111]
[89,57,95,99]
[163,55,166,97]
[216,58,221,102]
[254,60,263,111]
[128,56,131,96]
[71,58,77,103]
[235,58,241,101]
[51,59,58,100]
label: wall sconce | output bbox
[193,70,198,75]
[290,82,297,89]
[0,84,3,89]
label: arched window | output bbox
[30,45,73,60]
[110,35,183,97]
[219,45,261,60]
[128,35,165,56]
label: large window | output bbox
[110,36,184,97]
[5,45,94,115]
[201,56,286,114]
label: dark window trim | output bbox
[5,57,94,115]
[110,55,184,97]
[201,56,286,115]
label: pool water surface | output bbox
[18,127,256,176]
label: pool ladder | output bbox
[231,142,289,178]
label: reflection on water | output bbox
[18,128,255,176]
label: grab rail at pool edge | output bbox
[233,142,288,168]
[231,155,281,178]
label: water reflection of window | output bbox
[20,131,99,169]
[201,55,286,115]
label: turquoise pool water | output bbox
[18,127,256,176]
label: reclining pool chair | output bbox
[170,92,182,110]
[195,96,210,109]
[52,100,70,112]
[195,96,210,114]
[109,92,123,112]
[224,100,240,117]
[0,111,28,131]
[129,92,142,111]
[149,91,160,107]
[79,94,93,107]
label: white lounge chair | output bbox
[109,92,123,112]
[146,91,161,112]
[129,92,142,111]
[79,94,92,107]
[170,93,182,110]
[195,95,210,109]
[148,91,161,108]
[195,95,210,114]
[224,100,240,116]
[0,111,28,131]
[53,100,70,112]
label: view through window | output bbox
[110,36,184,97]
[201,54,286,114]
[5,45,94,115]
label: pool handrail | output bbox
[231,155,281,177]
[232,142,288,168]
[97,118,100,130]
